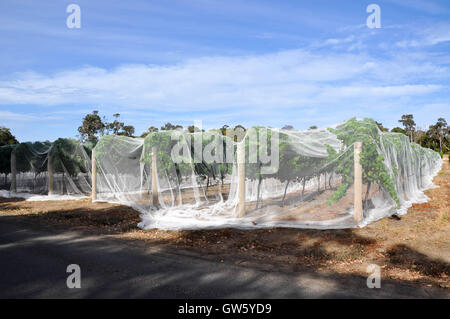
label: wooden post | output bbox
[91,148,97,202]
[237,142,246,217]
[47,153,53,195]
[11,149,17,193]
[151,146,159,207]
[353,142,363,225]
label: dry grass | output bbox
[0,159,449,290]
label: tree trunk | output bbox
[317,174,320,193]
[62,171,65,195]
[328,172,333,189]
[33,173,37,193]
[256,174,262,209]
[281,179,290,207]
[301,177,306,199]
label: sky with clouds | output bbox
[0,0,449,142]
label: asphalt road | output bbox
[0,216,448,299]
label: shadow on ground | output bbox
[0,214,448,298]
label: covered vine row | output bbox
[1,117,441,230]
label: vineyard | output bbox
[0,118,443,230]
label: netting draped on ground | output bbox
[0,138,94,200]
[93,118,442,230]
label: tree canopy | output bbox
[78,111,136,140]
[0,127,19,147]
[398,114,416,142]
[78,110,105,141]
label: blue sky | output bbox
[0,0,449,142]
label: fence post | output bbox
[237,142,246,217]
[151,146,159,207]
[91,148,97,202]
[11,149,17,193]
[354,142,363,225]
[47,153,53,195]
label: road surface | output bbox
[0,216,448,298]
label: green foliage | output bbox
[95,134,139,170]
[417,117,448,153]
[195,131,233,184]
[399,114,416,142]
[0,145,15,174]
[142,130,193,187]
[50,138,90,177]
[141,126,159,138]
[119,125,135,137]
[328,118,400,207]
[0,127,19,147]
[391,127,406,135]
[160,123,183,131]
[14,141,51,173]
[78,110,105,141]
[375,121,388,132]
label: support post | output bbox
[151,146,159,207]
[91,148,97,202]
[353,142,363,225]
[47,153,53,195]
[11,149,17,193]
[237,142,246,217]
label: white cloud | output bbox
[318,84,443,100]
[0,48,447,115]
[396,24,450,47]
[0,111,61,122]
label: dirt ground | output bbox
[1,158,448,291]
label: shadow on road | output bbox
[0,215,448,299]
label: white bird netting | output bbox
[0,118,442,228]
[90,118,442,230]
[0,138,93,200]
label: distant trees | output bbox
[107,113,124,135]
[140,126,159,138]
[391,127,406,134]
[391,115,449,154]
[77,112,448,155]
[148,126,159,133]
[78,111,135,141]
[106,113,135,137]
[398,114,416,142]
[187,125,202,133]
[120,125,135,137]
[375,121,388,132]
[78,110,105,141]
[0,127,18,146]
[434,118,448,153]
[161,123,183,131]
[417,118,449,153]
[216,125,247,142]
